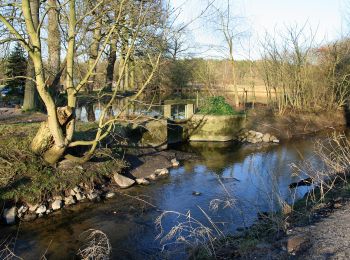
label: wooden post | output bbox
[185,103,194,119]
[164,104,171,119]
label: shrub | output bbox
[199,96,236,115]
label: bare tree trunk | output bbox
[47,0,61,97]
[87,17,102,93]
[105,36,117,92]
[23,0,39,111]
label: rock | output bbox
[255,132,264,139]
[270,135,277,142]
[35,205,47,214]
[155,168,169,176]
[75,192,86,201]
[273,139,280,143]
[87,191,99,201]
[105,192,116,199]
[262,133,271,142]
[22,212,37,222]
[171,158,180,167]
[334,203,342,209]
[3,207,17,224]
[53,195,63,201]
[64,195,76,205]
[286,235,308,253]
[192,191,202,196]
[28,203,39,212]
[148,174,157,180]
[136,178,150,185]
[248,130,256,135]
[51,200,63,211]
[70,186,81,196]
[46,209,52,214]
[113,173,135,189]
[18,205,28,215]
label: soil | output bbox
[236,198,350,259]
[295,200,350,259]
[127,149,200,179]
[245,107,347,140]
[0,108,46,124]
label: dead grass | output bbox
[77,229,111,260]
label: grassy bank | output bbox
[0,122,126,204]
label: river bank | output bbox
[0,107,349,258]
[203,176,350,259]
[0,107,347,223]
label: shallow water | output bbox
[2,136,328,259]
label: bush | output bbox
[199,96,236,115]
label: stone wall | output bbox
[187,114,246,142]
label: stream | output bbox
[2,134,331,259]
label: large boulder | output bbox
[113,173,135,189]
[3,207,17,224]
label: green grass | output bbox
[0,122,126,203]
[198,96,241,116]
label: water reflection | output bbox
[2,136,328,259]
[75,101,164,122]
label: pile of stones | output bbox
[2,158,180,225]
[238,130,280,144]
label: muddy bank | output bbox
[244,108,346,140]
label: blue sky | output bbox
[170,0,345,59]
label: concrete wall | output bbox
[187,114,246,142]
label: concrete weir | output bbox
[187,114,246,142]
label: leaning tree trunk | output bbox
[31,106,73,164]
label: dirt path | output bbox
[296,202,350,259]
[0,108,46,124]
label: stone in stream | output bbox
[18,205,28,218]
[52,195,63,201]
[51,200,63,211]
[3,207,17,224]
[255,132,264,139]
[35,205,47,214]
[87,191,100,201]
[147,174,157,181]
[136,178,150,185]
[192,191,202,196]
[28,203,39,212]
[64,195,76,205]
[75,192,86,201]
[171,158,180,167]
[113,173,135,189]
[262,133,271,143]
[105,192,116,199]
[155,168,169,176]
[70,186,82,196]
